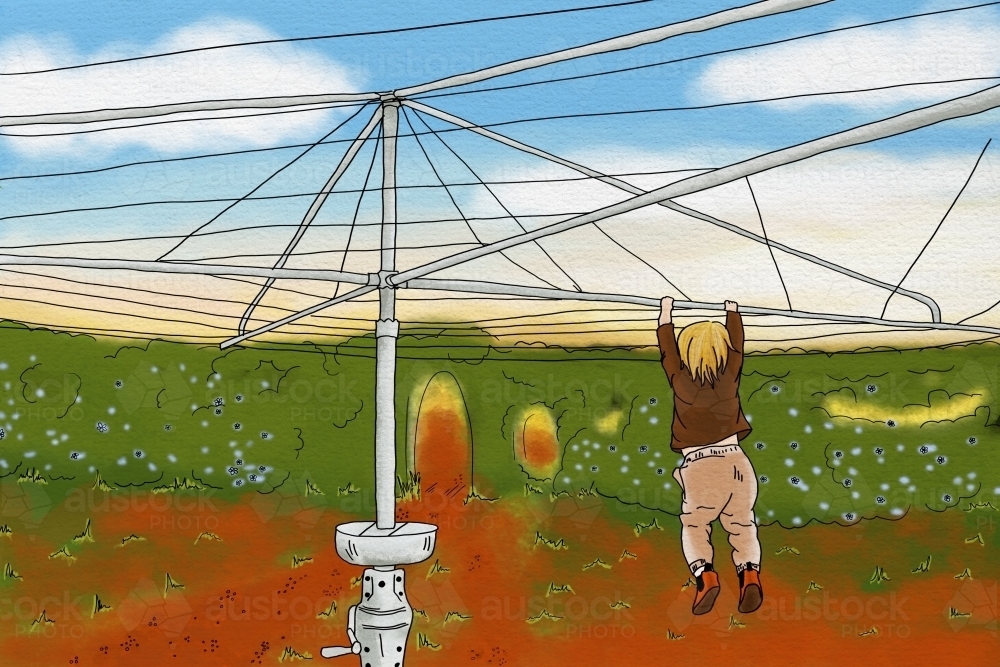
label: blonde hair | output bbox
[677,321,733,384]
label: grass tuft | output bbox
[92,594,112,617]
[964,501,998,512]
[151,477,204,493]
[416,633,441,650]
[164,573,184,593]
[633,517,663,537]
[72,519,94,543]
[582,558,611,571]
[194,531,222,545]
[93,471,116,492]
[533,532,567,551]
[545,582,575,597]
[395,472,419,501]
[29,610,55,632]
[48,547,76,563]
[465,487,500,504]
[17,467,47,484]
[292,555,313,568]
[910,555,932,573]
[278,646,312,661]
[442,611,472,626]
[338,481,360,496]
[526,609,563,624]
[427,559,450,579]
[118,534,146,547]
[869,566,890,584]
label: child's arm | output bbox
[724,301,744,375]
[657,297,682,380]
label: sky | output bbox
[0,0,998,349]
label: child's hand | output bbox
[659,296,674,326]
[725,300,738,312]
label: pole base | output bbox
[320,567,412,665]
[335,521,437,567]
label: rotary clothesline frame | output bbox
[3,83,996,339]
[3,2,999,661]
[2,0,994,341]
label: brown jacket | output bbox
[657,311,752,452]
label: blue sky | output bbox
[0,0,998,341]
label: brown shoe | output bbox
[692,566,721,615]
[738,567,763,614]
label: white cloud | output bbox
[0,18,362,155]
[693,14,1000,109]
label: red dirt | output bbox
[2,487,995,666]
[1,402,996,666]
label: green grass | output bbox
[0,320,998,531]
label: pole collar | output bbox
[376,319,400,338]
[377,270,397,288]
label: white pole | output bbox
[0,94,378,127]
[0,254,374,283]
[400,278,1000,337]
[375,99,400,530]
[390,84,1000,286]
[402,100,943,321]
[395,0,828,97]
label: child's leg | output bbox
[720,451,760,570]
[676,458,728,575]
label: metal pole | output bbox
[400,278,1000,337]
[0,254,373,283]
[394,0,828,97]
[375,99,400,530]
[0,94,378,127]
[324,97,435,665]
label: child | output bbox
[657,296,762,616]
